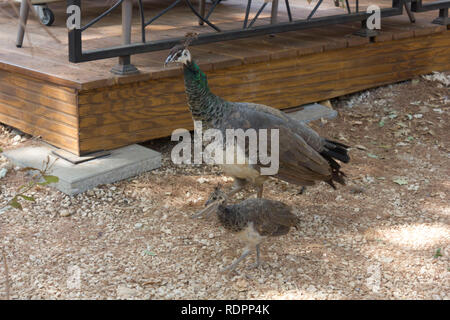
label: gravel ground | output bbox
[0,73,449,300]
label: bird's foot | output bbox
[220,265,237,274]
[247,262,260,270]
[247,260,266,270]
[191,210,205,219]
[298,186,307,195]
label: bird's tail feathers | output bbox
[321,139,350,189]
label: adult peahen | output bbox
[165,43,350,200]
[195,185,300,272]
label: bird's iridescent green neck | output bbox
[183,61,225,124]
[184,61,209,90]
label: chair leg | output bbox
[404,2,415,23]
[199,0,206,25]
[16,0,30,48]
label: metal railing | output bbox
[67,0,449,74]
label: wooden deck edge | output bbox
[0,25,446,92]
[0,59,83,90]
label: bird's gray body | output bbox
[214,101,333,186]
[166,48,349,196]
[217,198,298,237]
[203,188,299,272]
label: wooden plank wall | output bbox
[77,31,450,155]
[0,70,79,153]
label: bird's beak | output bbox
[191,200,220,219]
[164,54,174,67]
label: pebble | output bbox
[306,285,316,293]
[134,223,143,229]
[196,177,208,184]
[117,285,139,299]
[0,167,7,179]
[380,257,394,263]
[60,209,71,217]
[234,279,248,292]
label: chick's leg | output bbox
[222,247,251,273]
[248,244,262,269]
[226,178,248,198]
[257,185,264,198]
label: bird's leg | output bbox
[226,185,243,198]
[248,244,262,269]
[298,186,306,195]
[257,185,264,198]
[226,178,248,198]
[255,244,261,267]
[221,247,251,273]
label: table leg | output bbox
[271,0,279,24]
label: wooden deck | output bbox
[0,0,449,155]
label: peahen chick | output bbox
[165,40,350,202]
[195,186,300,272]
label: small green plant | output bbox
[4,156,59,211]
[433,248,443,258]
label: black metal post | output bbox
[138,0,146,43]
[243,0,252,28]
[354,19,379,37]
[68,0,82,63]
[354,0,403,37]
[111,55,139,75]
[248,2,268,29]
[285,0,292,22]
[433,8,449,25]
[205,0,222,21]
[307,0,324,20]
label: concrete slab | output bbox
[3,144,161,195]
[51,149,111,164]
[287,103,338,123]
